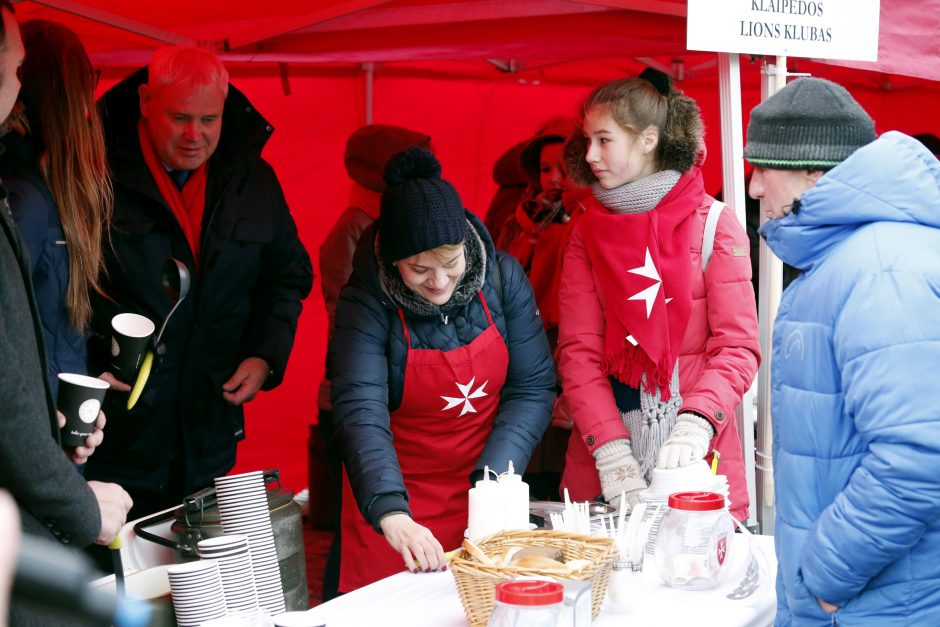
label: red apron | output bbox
[339,291,509,591]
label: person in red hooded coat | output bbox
[496,118,591,500]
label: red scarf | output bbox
[137,120,208,265]
[502,202,539,269]
[579,170,704,398]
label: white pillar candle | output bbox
[499,461,530,531]
[467,466,504,541]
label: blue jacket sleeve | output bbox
[800,270,940,605]
[6,177,48,276]
[329,279,410,529]
[475,252,555,476]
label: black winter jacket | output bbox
[329,212,555,528]
[85,68,313,496]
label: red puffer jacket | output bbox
[558,196,760,521]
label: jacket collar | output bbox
[760,132,940,271]
[0,132,41,173]
[99,67,274,192]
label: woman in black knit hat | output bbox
[327,146,555,591]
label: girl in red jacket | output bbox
[558,70,759,521]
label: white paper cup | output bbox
[110,313,155,383]
[272,611,326,627]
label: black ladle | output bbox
[155,258,191,345]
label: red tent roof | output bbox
[16,0,939,81]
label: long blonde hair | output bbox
[13,20,113,331]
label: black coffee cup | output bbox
[57,373,110,447]
[110,313,155,383]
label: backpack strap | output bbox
[702,200,726,272]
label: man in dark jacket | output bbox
[0,3,133,623]
[88,46,313,517]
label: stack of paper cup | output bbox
[641,462,729,506]
[199,615,258,627]
[215,471,286,615]
[648,460,715,497]
[166,560,227,626]
[197,534,260,614]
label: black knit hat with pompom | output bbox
[379,146,467,262]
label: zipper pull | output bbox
[442,314,449,325]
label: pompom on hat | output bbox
[744,77,875,170]
[379,146,468,262]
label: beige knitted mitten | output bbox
[593,438,648,511]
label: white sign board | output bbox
[687,0,880,62]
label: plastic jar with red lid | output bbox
[653,491,735,590]
[487,580,564,627]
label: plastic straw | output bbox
[617,491,627,539]
[623,502,648,564]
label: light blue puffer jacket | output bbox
[761,132,940,626]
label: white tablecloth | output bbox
[303,534,777,627]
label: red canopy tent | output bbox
[10,0,940,491]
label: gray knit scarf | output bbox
[592,170,681,215]
[593,170,683,480]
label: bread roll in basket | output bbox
[450,529,616,627]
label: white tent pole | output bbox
[717,52,757,530]
[754,55,788,536]
[363,62,375,126]
[717,54,746,234]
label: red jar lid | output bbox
[495,580,564,606]
[668,491,725,511]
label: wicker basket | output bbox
[450,529,616,626]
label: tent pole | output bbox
[754,55,788,536]
[717,54,747,256]
[30,0,193,45]
[717,52,757,531]
[363,62,375,126]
